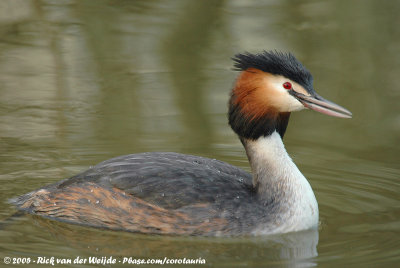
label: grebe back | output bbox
[11,51,352,236]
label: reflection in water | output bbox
[161,0,225,153]
[24,215,318,266]
[0,0,399,267]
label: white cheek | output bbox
[284,96,305,112]
[269,79,305,112]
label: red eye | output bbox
[283,82,292,90]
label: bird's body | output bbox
[11,51,351,236]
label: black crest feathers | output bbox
[232,50,314,90]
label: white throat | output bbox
[244,131,319,234]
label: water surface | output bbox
[0,0,399,267]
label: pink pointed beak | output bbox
[291,91,352,118]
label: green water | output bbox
[0,0,399,267]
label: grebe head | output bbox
[229,51,352,140]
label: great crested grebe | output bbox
[11,51,351,236]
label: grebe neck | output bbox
[243,131,319,233]
[243,131,312,200]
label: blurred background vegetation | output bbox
[0,0,399,267]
